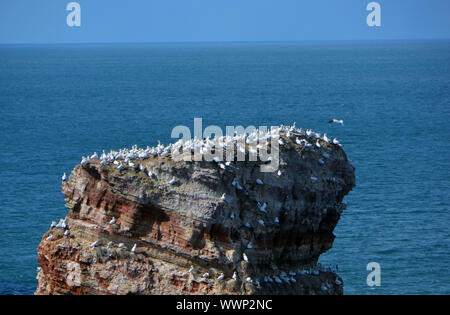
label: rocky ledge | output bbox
[35,126,355,295]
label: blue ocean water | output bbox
[0,41,449,295]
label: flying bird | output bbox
[328,118,344,126]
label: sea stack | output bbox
[35,127,355,295]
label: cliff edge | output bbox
[35,126,355,295]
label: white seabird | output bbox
[131,243,137,253]
[109,217,116,225]
[256,179,264,185]
[169,177,177,185]
[258,219,265,226]
[90,240,99,248]
[217,273,225,280]
[117,243,125,248]
[64,230,70,236]
[246,277,253,283]
[46,234,53,241]
[232,272,238,280]
[328,118,344,126]
[220,193,226,201]
[274,217,279,224]
[62,172,67,182]
[189,266,194,273]
[243,253,249,262]
[277,170,282,176]
[203,273,209,278]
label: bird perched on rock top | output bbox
[131,244,137,253]
[203,273,209,278]
[64,230,70,236]
[62,172,67,182]
[256,179,264,185]
[189,266,194,273]
[169,177,177,185]
[232,272,238,280]
[220,193,226,201]
[274,217,279,224]
[243,253,249,262]
[328,118,344,126]
[46,234,53,241]
[90,240,99,248]
[118,243,125,248]
[217,273,224,280]
[108,217,116,225]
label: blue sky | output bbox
[0,0,449,43]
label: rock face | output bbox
[35,129,355,295]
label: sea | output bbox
[0,40,449,295]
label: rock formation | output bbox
[35,127,355,295]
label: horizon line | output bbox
[1,38,450,46]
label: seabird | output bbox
[335,279,342,286]
[131,243,137,253]
[258,219,265,226]
[243,253,249,262]
[46,235,53,241]
[247,243,253,249]
[203,273,209,278]
[220,193,226,201]
[64,230,70,236]
[277,170,282,176]
[246,277,253,283]
[217,273,225,280]
[118,243,125,248]
[109,217,116,225]
[311,176,318,181]
[258,202,267,213]
[232,272,238,280]
[107,241,113,248]
[90,240,99,248]
[189,266,194,273]
[62,172,67,182]
[274,217,279,224]
[169,177,177,185]
[256,179,264,185]
[328,118,344,126]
